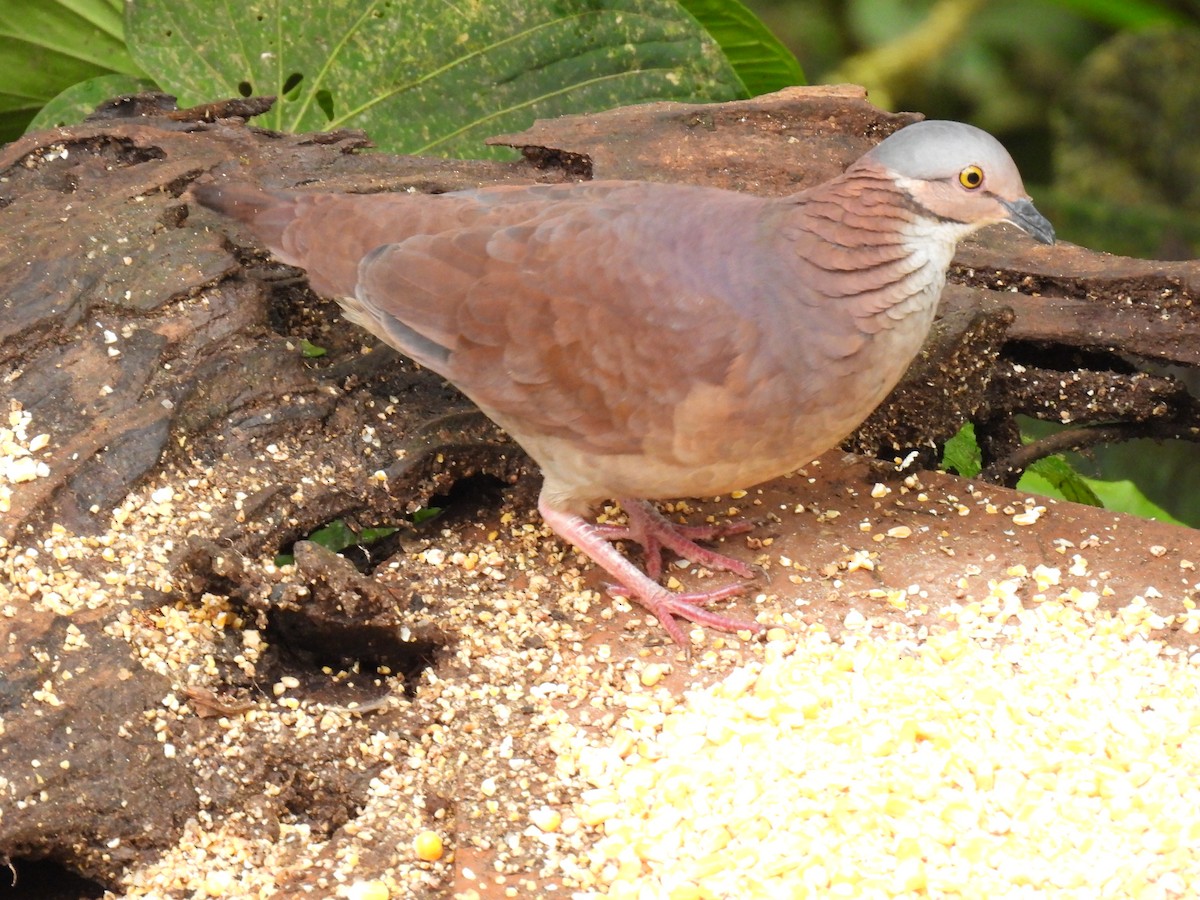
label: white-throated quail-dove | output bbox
[192,119,1054,645]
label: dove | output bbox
[191,119,1054,645]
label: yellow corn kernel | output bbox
[413,830,443,861]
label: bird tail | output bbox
[189,181,298,255]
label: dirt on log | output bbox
[1,85,1198,895]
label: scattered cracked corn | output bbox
[1062,585,1101,612]
[202,870,235,897]
[640,662,668,687]
[1012,505,1045,526]
[571,605,1200,898]
[1,402,52,512]
[1030,564,1061,591]
[344,880,390,900]
[531,806,563,833]
[413,830,444,861]
[845,549,874,571]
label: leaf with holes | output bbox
[125,0,745,158]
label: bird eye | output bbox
[959,165,984,189]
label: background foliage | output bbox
[743,0,1200,526]
[2,0,1196,525]
[5,0,799,159]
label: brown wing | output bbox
[350,184,782,460]
[193,179,876,469]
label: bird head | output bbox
[854,120,1055,245]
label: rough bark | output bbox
[1,85,1197,893]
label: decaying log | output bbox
[1,85,1197,890]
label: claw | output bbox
[539,496,762,644]
[608,581,759,645]
[591,500,756,581]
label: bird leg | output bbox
[590,499,757,580]
[538,497,762,645]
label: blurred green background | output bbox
[747,0,1200,261]
[747,0,1200,527]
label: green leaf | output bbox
[306,519,359,553]
[358,525,399,544]
[0,0,146,140]
[678,0,804,96]
[411,506,443,526]
[941,422,982,479]
[125,0,745,158]
[299,338,327,358]
[1079,478,1186,527]
[1018,455,1102,508]
[277,518,399,564]
[943,424,1186,526]
[275,519,398,565]
[28,73,158,132]
[1019,459,1187,526]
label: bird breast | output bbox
[528,224,956,512]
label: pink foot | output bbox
[539,496,762,645]
[605,581,752,646]
[591,499,757,580]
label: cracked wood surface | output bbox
[1,85,1197,892]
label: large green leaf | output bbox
[0,0,144,140]
[1018,455,1103,508]
[126,0,745,158]
[678,0,804,95]
[1079,477,1185,527]
[29,73,158,132]
[1019,464,1186,526]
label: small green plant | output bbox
[273,508,442,567]
[941,422,983,479]
[411,507,443,526]
[941,422,1186,526]
[298,338,327,359]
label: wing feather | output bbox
[349,186,778,459]
[199,179,882,471]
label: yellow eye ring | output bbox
[959,165,984,189]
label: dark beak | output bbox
[1001,197,1055,245]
